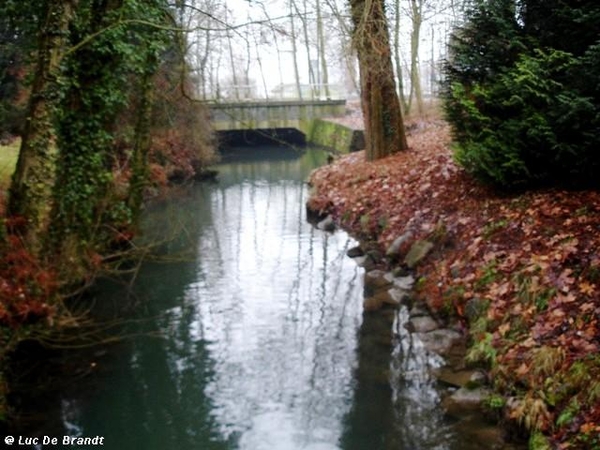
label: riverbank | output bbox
[0,133,218,423]
[307,119,600,448]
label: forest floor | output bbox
[307,117,600,449]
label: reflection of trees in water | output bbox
[339,310,398,450]
[388,307,454,449]
[193,158,364,445]
[76,330,232,449]
[6,227,229,449]
[340,303,458,450]
[8,145,363,449]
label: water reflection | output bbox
[130,145,365,449]
[388,306,452,449]
[188,179,363,448]
[6,144,511,450]
[339,310,398,450]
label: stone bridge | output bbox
[207,99,347,133]
[204,86,363,152]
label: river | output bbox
[7,144,516,449]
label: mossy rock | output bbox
[404,240,434,268]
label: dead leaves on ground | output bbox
[307,120,600,447]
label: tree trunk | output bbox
[198,29,211,99]
[225,9,239,100]
[289,0,303,99]
[8,0,75,253]
[349,0,408,160]
[322,0,358,95]
[394,0,408,112]
[127,60,155,220]
[46,0,127,267]
[294,0,316,98]
[251,26,270,99]
[409,0,424,116]
[316,0,330,98]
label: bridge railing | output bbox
[204,84,345,103]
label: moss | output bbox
[0,139,19,189]
[529,431,551,450]
[308,119,359,153]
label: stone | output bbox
[363,296,384,311]
[469,370,488,388]
[361,257,378,272]
[352,255,368,267]
[347,246,365,258]
[434,367,480,388]
[365,249,383,264]
[388,288,410,305]
[354,252,380,271]
[317,215,335,232]
[391,275,415,290]
[442,386,492,414]
[403,240,434,269]
[409,303,430,318]
[391,266,411,277]
[363,290,400,311]
[364,270,392,293]
[408,316,439,333]
[385,231,413,257]
[416,328,463,356]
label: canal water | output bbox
[8,144,512,449]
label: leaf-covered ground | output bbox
[307,120,600,448]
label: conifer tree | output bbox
[443,0,600,188]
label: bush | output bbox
[443,0,600,189]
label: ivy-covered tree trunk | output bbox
[46,0,168,279]
[128,57,157,219]
[349,0,408,161]
[8,0,75,253]
[46,0,125,271]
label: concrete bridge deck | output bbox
[207,99,347,132]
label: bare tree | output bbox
[288,0,304,99]
[393,0,408,111]
[408,0,425,115]
[225,9,241,100]
[322,0,358,95]
[315,0,330,98]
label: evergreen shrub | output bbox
[442,0,600,188]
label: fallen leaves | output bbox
[579,281,596,297]
[307,118,600,447]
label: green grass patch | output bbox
[482,218,508,238]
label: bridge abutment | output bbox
[209,99,364,153]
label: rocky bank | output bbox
[306,119,600,449]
